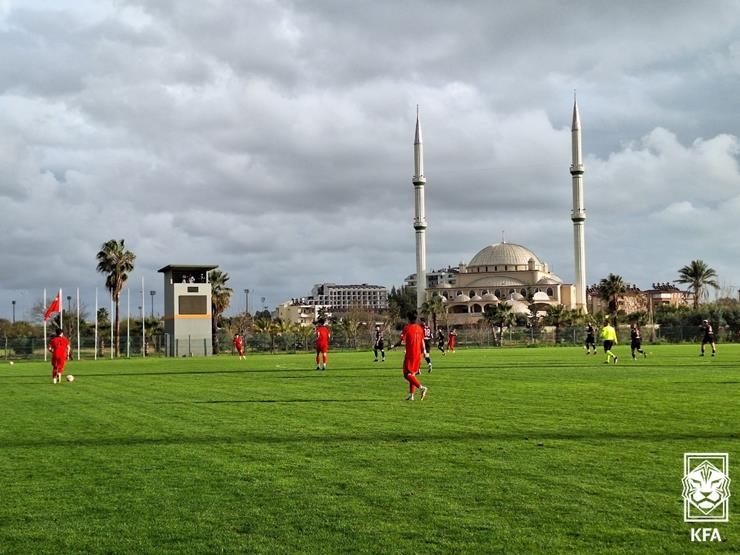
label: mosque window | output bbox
[469,290,476,297]
[520,289,527,297]
[494,289,501,298]
[547,287,554,297]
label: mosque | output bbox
[410,99,587,326]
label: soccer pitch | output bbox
[1,345,738,553]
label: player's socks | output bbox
[420,386,428,400]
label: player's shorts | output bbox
[423,339,431,352]
[375,340,384,350]
[585,335,595,345]
[702,334,715,344]
[631,339,642,350]
[315,342,328,352]
[603,340,614,351]
[403,356,421,374]
[52,354,67,372]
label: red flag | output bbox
[44,292,61,321]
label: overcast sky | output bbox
[2,0,740,320]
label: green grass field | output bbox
[1,344,738,554]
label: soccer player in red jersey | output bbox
[315,318,330,370]
[48,328,71,384]
[393,311,428,401]
[447,328,457,352]
[233,333,246,359]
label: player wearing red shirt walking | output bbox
[48,328,71,384]
[233,333,245,359]
[393,311,428,401]
[447,328,457,352]
[315,318,330,370]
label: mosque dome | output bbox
[469,242,542,268]
[532,291,550,302]
[503,299,531,314]
[481,292,498,302]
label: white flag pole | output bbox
[126,288,130,358]
[110,292,114,359]
[141,276,146,357]
[43,289,48,362]
[76,288,80,361]
[94,288,98,361]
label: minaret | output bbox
[570,95,587,312]
[413,106,427,311]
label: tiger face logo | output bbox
[682,460,731,516]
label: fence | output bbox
[2,334,168,361]
[4,325,735,360]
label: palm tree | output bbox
[96,239,136,357]
[209,269,233,354]
[598,273,627,322]
[337,316,362,349]
[295,323,315,351]
[273,319,297,351]
[544,304,570,344]
[251,318,272,351]
[421,294,448,333]
[675,260,720,309]
[483,303,515,346]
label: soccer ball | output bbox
[8,361,14,365]
[65,374,75,382]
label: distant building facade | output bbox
[587,282,693,315]
[404,267,459,290]
[275,302,330,327]
[307,283,388,311]
[277,283,388,324]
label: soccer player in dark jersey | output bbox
[700,319,717,357]
[420,318,433,372]
[436,328,446,355]
[584,322,597,355]
[629,323,647,359]
[373,324,385,362]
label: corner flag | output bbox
[44,291,61,321]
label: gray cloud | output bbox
[2,0,740,320]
